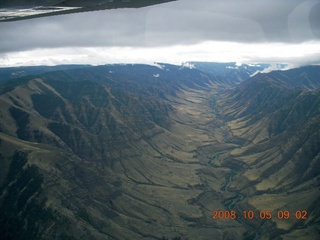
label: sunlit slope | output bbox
[216,66,320,239]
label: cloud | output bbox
[0,0,319,66]
[1,41,319,67]
[0,8,149,52]
[144,8,266,46]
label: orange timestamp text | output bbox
[212,210,307,220]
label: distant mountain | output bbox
[0,63,319,239]
[0,65,90,82]
[0,62,272,84]
[188,62,271,83]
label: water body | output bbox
[224,171,259,240]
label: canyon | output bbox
[0,63,319,239]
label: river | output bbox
[224,171,259,240]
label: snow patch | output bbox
[226,66,238,69]
[181,62,195,69]
[152,62,165,70]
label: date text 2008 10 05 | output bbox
[212,210,307,220]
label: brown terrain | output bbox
[0,64,319,239]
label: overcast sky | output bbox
[0,0,320,67]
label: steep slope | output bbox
[1,63,319,239]
[215,66,320,239]
[0,64,248,240]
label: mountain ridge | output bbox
[0,63,319,239]
[214,65,320,238]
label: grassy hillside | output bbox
[0,64,319,239]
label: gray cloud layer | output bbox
[0,0,319,55]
